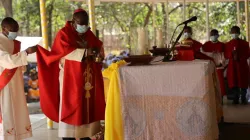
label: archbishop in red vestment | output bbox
[36,20,105,127]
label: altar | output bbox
[104,60,223,140]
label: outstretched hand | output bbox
[25,45,38,54]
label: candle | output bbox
[137,28,147,55]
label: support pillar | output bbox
[245,0,249,41]
[88,0,96,35]
[237,0,241,27]
[39,0,52,129]
[205,0,210,41]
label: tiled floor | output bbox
[25,98,250,140]
[26,118,61,140]
[223,97,250,123]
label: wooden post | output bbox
[237,0,241,27]
[183,0,186,20]
[166,1,169,45]
[206,0,210,41]
[245,0,249,41]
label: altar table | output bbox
[103,60,223,140]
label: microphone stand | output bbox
[169,23,187,52]
[164,23,187,61]
[163,23,187,62]
[168,24,181,46]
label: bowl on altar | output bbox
[149,46,170,56]
[123,55,154,65]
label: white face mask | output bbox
[231,33,240,39]
[7,32,17,40]
[210,35,219,43]
[183,32,191,39]
[76,24,88,34]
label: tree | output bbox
[0,0,12,17]
[0,1,247,51]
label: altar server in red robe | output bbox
[36,9,105,140]
[202,29,226,97]
[224,26,249,104]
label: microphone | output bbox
[178,16,197,26]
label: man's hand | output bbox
[25,46,37,54]
[87,48,94,56]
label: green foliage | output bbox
[0,1,248,47]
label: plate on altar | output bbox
[124,55,154,66]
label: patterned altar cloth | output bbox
[104,60,223,140]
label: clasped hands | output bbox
[232,50,239,61]
[77,41,104,62]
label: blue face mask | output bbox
[231,33,240,39]
[210,35,219,43]
[76,24,88,34]
[183,32,191,39]
[7,32,17,40]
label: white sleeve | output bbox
[64,48,86,62]
[0,50,28,69]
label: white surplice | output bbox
[0,34,32,140]
[58,49,100,138]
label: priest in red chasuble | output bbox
[224,26,249,104]
[36,9,105,140]
[181,26,202,53]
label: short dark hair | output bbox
[231,26,240,33]
[184,26,192,32]
[73,11,89,25]
[1,17,18,28]
[210,29,219,34]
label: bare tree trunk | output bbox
[26,16,30,36]
[76,2,82,8]
[35,0,42,36]
[0,0,13,17]
[144,4,153,27]
[47,0,55,48]
[162,3,167,41]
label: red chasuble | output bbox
[203,41,224,53]
[36,21,105,126]
[177,38,213,61]
[202,41,226,96]
[225,39,249,89]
